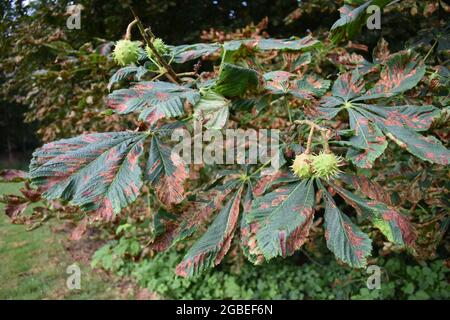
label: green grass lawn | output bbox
[0,182,131,299]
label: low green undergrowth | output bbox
[92,240,449,300]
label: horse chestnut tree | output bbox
[8,2,450,277]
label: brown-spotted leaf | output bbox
[329,181,417,247]
[246,179,315,261]
[355,52,426,101]
[29,132,147,220]
[176,187,243,277]
[146,136,188,205]
[320,183,372,268]
[0,169,28,182]
[106,81,200,124]
[346,108,387,168]
[331,70,365,102]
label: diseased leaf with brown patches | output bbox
[106,81,200,124]
[330,1,391,43]
[355,52,426,101]
[332,70,365,102]
[241,181,265,265]
[29,132,147,220]
[264,71,330,100]
[170,43,222,63]
[0,169,28,182]
[340,174,393,206]
[252,171,288,197]
[176,187,243,277]
[346,108,387,168]
[320,183,372,268]
[376,118,450,165]
[318,64,450,165]
[5,200,28,219]
[151,181,240,252]
[107,65,149,91]
[359,104,441,132]
[146,136,188,205]
[329,181,417,247]
[246,179,315,261]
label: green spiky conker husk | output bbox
[312,152,342,180]
[291,153,313,179]
[113,40,140,66]
[145,38,168,59]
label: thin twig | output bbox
[305,126,315,154]
[125,19,138,40]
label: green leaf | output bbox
[214,63,259,97]
[246,179,315,261]
[330,1,391,43]
[106,81,200,124]
[108,66,149,91]
[320,183,372,268]
[224,36,319,52]
[146,136,188,205]
[193,91,230,130]
[176,187,243,277]
[29,132,147,220]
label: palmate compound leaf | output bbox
[329,178,417,247]
[146,136,189,205]
[106,81,200,124]
[318,182,372,268]
[29,132,147,220]
[319,64,450,166]
[169,37,319,64]
[176,186,244,277]
[246,179,315,261]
